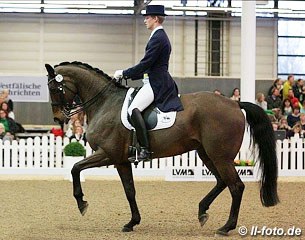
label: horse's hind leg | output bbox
[197,148,227,227]
[116,163,141,232]
[71,148,113,215]
[213,162,245,236]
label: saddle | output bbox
[120,87,177,163]
[121,88,177,132]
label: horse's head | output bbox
[45,63,78,125]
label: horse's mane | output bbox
[54,61,128,89]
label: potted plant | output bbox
[64,141,86,157]
[63,141,86,182]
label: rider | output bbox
[113,5,183,162]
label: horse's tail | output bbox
[238,101,279,207]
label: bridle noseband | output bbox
[47,72,114,118]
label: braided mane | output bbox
[54,61,128,89]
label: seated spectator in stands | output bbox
[287,106,301,128]
[65,117,85,138]
[266,87,282,114]
[287,89,300,109]
[292,78,305,103]
[268,78,283,97]
[282,75,295,100]
[287,122,303,139]
[299,113,305,131]
[0,94,5,107]
[255,92,267,111]
[278,116,291,133]
[0,123,6,139]
[1,102,15,119]
[271,121,279,131]
[213,89,223,96]
[69,125,86,143]
[230,88,240,102]
[64,107,87,138]
[281,98,293,117]
[0,123,13,142]
[1,88,13,111]
[0,109,18,135]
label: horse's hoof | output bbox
[79,201,89,216]
[198,213,209,227]
[122,226,133,232]
[215,229,229,237]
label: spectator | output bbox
[299,113,305,137]
[278,116,291,133]
[267,78,283,97]
[69,125,87,143]
[1,88,13,111]
[1,102,15,119]
[266,87,282,117]
[65,116,84,138]
[0,123,6,139]
[0,94,5,106]
[230,88,240,102]
[64,108,87,138]
[287,106,301,128]
[287,122,303,139]
[281,98,293,117]
[0,123,13,142]
[271,121,279,131]
[255,92,267,111]
[287,89,300,109]
[292,78,305,104]
[0,109,18,134]
[213,89,223,96]
[282,75,295,100]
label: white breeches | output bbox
[128,82,154,116]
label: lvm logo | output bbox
[172,168,195,178]
[202,167,254,178]
[237,168,253,177]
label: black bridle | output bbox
[47,73,114,118]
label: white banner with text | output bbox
[0,76,49,102]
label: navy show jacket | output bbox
[123,29,183,112]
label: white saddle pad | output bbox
[121,88,177,131]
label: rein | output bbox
[62,83,113,118]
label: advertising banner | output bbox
[165,166,259,182]
[0,76,49,102]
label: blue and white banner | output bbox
[0,76,49,102]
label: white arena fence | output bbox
[0,134,304,181]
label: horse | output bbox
[45,61,279,236]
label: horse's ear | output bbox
[45,64,55,78]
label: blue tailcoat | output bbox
[123,29,183,112]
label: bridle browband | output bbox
[47,73,114,118]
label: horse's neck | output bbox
[76,75,126,119]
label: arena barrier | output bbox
[0,134,304,181]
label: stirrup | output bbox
[128,148,152,165]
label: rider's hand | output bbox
[113,70,123,80]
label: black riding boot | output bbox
[129,108,151,162]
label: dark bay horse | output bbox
[45,62,279,236]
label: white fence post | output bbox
[19,139,26,168]
[27,138,34,168]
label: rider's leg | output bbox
[128,83,154,161]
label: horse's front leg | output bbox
[116,163,141,232]
[71,148,113,215]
